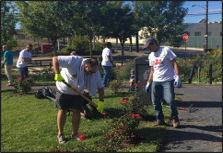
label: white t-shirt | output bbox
[56,56,103,95]
[101,47,113,66]
[16,49,32,68]
[148,47,176,82]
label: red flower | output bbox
[102,112,107,115]
[137,101,141,104]
[133,98,138,101]
[16,74,18,76]
[126,95,129,97]
[20,76,22,79]
[119,102,123,104]
[141,86,145,88]
[138,80,140,83]
[78,135,85,141]
[15,79,18,81]
[135,84,139,87]
[116,64,119,67]
[24,75,26,78]
[131,114,140,118]
[78,132,84,135]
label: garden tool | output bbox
[61,80,112,117]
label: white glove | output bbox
[174,74,182,88]
[145,82,151,93]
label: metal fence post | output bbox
[198,66,200,84]
[40,61,42,67]
[188,64,195,84]
[209,63,212,84]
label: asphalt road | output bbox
[161,84,222,152]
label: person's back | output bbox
[16,49,31,68]
[4,50,13,65]
[101,48,113,66]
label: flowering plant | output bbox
[14,75,34,93]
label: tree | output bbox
[133,1,188,46]
[1,1,18,50]
[73,1,107,58]
[14,1,75,55]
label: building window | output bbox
[195,32,201,36]
[208,32,212,36]
[220,32,222,36]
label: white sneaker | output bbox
[57,134,66,144]
[70,133,81,141]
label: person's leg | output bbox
[54,89,69,143]
[57,109,67,135]
[107,66,113,83]
[5,64,13,85]
[17,67,25,81]
[151,81,165,122]
[71,109,81,135]
[70,95,84,137]
[102,66,109,87]
[162,80,178,119]
[24,66,29,78]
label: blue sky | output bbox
[15,1,222,29]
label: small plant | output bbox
[108,80,123,94]
[41,67,54,81]
[14,76,34,94]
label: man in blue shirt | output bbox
[2,45,14,86]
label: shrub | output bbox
[69,35,89,53]
[14,76,34,94]
[41,67,54,81]
[59,46,76,55]
[108,80,123,94]
[116,60,134,81]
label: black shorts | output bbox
[54,88,84,110]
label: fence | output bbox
[180,36,222,49]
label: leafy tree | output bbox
[1,1,18,50]
[133,1,188,46]
[72,1,107,58]
[14,1,75,55]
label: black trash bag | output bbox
[35,87,56,99]
[35,88,45,99]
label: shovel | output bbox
[61,80,112,117]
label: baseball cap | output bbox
[143,38,156,49]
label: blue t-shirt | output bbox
[3,50,13,65]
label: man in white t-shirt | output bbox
[144,38,182,128]
[52,55,104,144]
[16,44,32,81]
[101,42,113,87]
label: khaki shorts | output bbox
[55,88,84,110]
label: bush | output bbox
[108,80,123,94]
[14,76,34,94]
[116,60,134,81]
[59,46,76,55]
[69,35,89,53]
[41,67,54,81]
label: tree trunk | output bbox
[58,38,60,51]
[93,36,95,49]
[34,37,35,55]
[129,36,132,52]
[52,38,57,56]
[103,36,106,48]
[136,32,139,52]
[89,36,93,58]
[121,42,124,66]
[116,38,118,52]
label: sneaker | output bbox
[70,133,81,141]
[57,134,66,144]
[151,121,166,127]
[172,118,180,128]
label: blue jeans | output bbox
[102,66,113,87]
[151,80,178,122]
[17,66,29,81]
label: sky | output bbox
[15,1,222,29]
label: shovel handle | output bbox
[61,80,98,108]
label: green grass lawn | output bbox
[1,87,175,152]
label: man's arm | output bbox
[107,55,113,65]
[147,66,154,83]
[171,58,180,75]
[3,57,8,64]
[52,56,60,74]
[98,87,104,101]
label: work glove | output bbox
[54,73,65,82]
[145,82,151,93]
[1,63,5,68]
[174,74,182,88]
[97,100,104,113]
